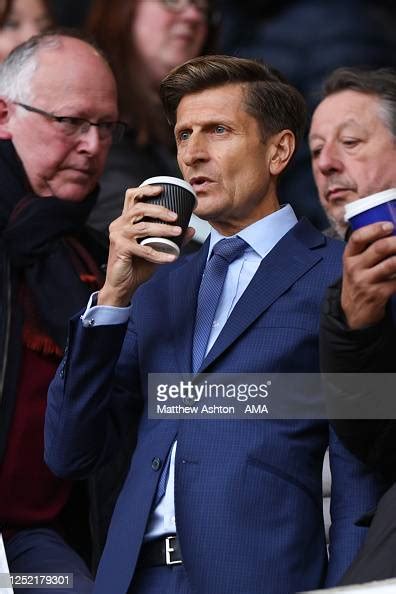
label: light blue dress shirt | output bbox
[81,204,298,539]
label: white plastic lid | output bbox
[344,188,396,221]
[139,175,196,205]
[140,236,180,257]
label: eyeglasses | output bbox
[161,0,209,16]
[13,102,127,143]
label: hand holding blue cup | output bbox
[344,188,396,234]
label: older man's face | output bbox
[175,83,292,235]
[309,90,396,234]
[4,37,118,201]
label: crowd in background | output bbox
[2,0,396,231]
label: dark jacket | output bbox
[320,279,396,484]
[0,139,109,565]
[45,221,383,594]
[320,281,396,585]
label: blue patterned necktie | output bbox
[154,237,247,507]
[192,236,247,373]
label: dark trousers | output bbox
[5,527,93,594]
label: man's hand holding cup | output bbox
[98,176,196,307]
[341,189,396,328]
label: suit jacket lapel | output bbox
[201,219,326,371]
[167,240,209,372]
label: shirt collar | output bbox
[207,204,298,259]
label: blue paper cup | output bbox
[138,176,197,257]
[344,188,396,235]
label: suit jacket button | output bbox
[151,457,162,471]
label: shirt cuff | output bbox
[80,291,132,327]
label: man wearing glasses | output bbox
[0,31,123,593]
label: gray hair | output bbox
[323,67,396,140]
[0,29,109,103]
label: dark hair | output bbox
[160,54,307,149]
[323,67,396,137]
[86,0,218,146]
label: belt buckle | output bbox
[165,535,182,566]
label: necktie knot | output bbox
[211,236,247,264]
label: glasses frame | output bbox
[13,102,127,143]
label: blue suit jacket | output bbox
[45,219,382,594]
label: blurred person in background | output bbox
[0,0,53,61]
[85,0,217,243]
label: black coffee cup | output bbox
[138,176,197,257]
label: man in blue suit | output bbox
[45,55,382,594]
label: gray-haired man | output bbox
[310,67,396,238]
[0,31,122,593]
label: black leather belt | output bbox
[137,535,182,568]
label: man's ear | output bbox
[268,130,295,176]
[0,97,13,139]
